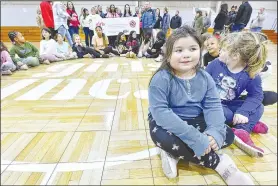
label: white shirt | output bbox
[88,14,102,31]
[40,39,58,55]
[52,2,70,30]
[80,15,91,27]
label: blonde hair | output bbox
[220,31,268,79]
[73,34,81,42]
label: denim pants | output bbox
[58,25,73,47]
[250,27,262,32]
[69,26,79,39]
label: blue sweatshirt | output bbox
[206,59,263,117]
[148,69,226,157]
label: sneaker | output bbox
[160,149,178,179]
[20,64,28,70]
[252,121,268,134]
[102,54,109,58]
[17,61,24,67]
[42,60,50,65]
[130,52,137,58]
[233,128,264,157]
[215,154,254,185]
[137,51,143,58]
[1,70,12,75]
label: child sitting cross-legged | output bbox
[56,33,77,60]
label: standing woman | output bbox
[213,3,228,35]
[106,4,120,47]
[161,7,170,35]
[88,7,102,47]
[153,8,162,41]
[123,4,132,17]
[66,1,80,39]
[80,8,92,47]
[193,10,204,35]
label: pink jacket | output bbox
[1,51,13,64]
[106,12,120,18]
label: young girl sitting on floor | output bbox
[1,41,17,75]
[126,31,140,58]
[8,31,47,67]
[114,32,128,56]
[92,26,119,57]
[138,31,152,58]
[145,30,166,58]
[72,34,104,58]
[205,32,268,158]
[56,33,77,60]
[148,25,254,184]
[40,28,66,63]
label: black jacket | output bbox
[234,2,253,25]
[153,16,162,29]
[170,15,182,29]
[214,12,228,30]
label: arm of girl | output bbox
[202,71,227,150]
[235,75,264,118]
[149,71,210,157]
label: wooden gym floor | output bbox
[1,42,277,185]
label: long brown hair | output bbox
[149,25,203,86]
[95,26,108,47]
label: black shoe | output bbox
[102,54,109,58]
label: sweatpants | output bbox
[239,91,278,106]
[222,100,264,133]
[149,114,234,170]
[1,61,16,72]
[95,46,120,57]
[19,57,40,67]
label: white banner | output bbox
[96,17,140,36]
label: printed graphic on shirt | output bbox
[19,48,31,55]
[216,73,237,100]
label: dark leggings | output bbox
[146,49,161,58]
[95,46,120,57]
[82,47,102,58]
[239,91,278,106]
[149,114,234,170]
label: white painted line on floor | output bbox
[84,63,102,72]
[104,64,118,72]
[32,73,51,78]
[15,79,63,100]
[46,63,69,72]
[49,63,85,77]
[51,79,87,100]
[1,79,38,100]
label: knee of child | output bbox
[31,58,40,66]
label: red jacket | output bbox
[40,1,54,28]
[66,9,80,27]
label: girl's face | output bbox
[91,8,96,14]
[196,12,200,17]
[219,46,235,65]
[68,2,73,9]
[57,34,64,43]
[135,7,139,13]
[120,34,126,41]
[206,38,219,54]
[96,27,103,35]
[74,36,81,44]
[85,10,89,15]
[15,32,25,43]
[125,5,129,11]
[42,30,50,39]
[156,9,160,15]
[132,32,137,39]
[111,5,115,11]
[169,36,201,76]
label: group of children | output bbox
[1,25,167,76]
[148,25,277,184]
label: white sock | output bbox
[215,154,254,185]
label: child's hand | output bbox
[208,135,219,151]
[151,49,156,52]
[233,114,248,125]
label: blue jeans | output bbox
[83,27,93,47]
[222,100,264,133]
[231,23,246,32]
[58,25,73,47]
[250,27,262,32]
[68,26,79,39]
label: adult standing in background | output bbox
[141,1,156,38]
[250,8,265,32]
[153,8,162,41]
[116,7,123,17]
[213,3,228,34]
[170,10,182,31]
[133,7,140,17]
[193,10,203,35]
[40,1,55,37]
[66,1,80,39]
[106,4,120,18]
[232,1,252,32]
[97,5,105,18]
[202,11,211,34]
[52,1,73,47]
[124,4,132,17]
[161,7,170,35]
